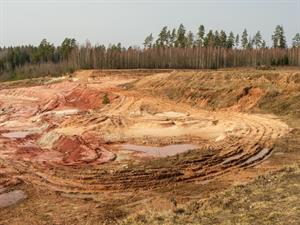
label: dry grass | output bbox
[120,164,300,225]
[133,69,300,116]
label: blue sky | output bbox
[0,0,299,47]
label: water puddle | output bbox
[44,109,79,116]
[0,190,27,208]
[243,148,270,165]
[119,144,199,157]
[54,109,79,115]
[222,152,244,164]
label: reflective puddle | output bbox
[119,144,199,157]
[243,148,270,165]
[48,109,79,116]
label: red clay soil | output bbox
[64,87,116,110]
[0,79,117,169]
[53,135,115,165]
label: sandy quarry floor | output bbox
[0,69,293,224]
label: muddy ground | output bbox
[0,68,299,224]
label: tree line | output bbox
[0,24,300,80]
[144,24,299,49]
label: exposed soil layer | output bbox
[0,69,298,224]
[119,144,199,157]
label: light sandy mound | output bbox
[155,111,188,118]
[38,131,62,149]
[134,72,172,88]
[126,122,226,140]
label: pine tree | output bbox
[272,27,279,48]
[235,34,240,48]
[186,31,194,47]
[241,29,248,49]
[197,25,205,46]
[253,31,262,48]
[272,25,286,48]
[166,30,171,47]
[214,31,220,47]
[247,36,254,49]
[143,34,153,48]
[278,27,286,48]
[292,33,300,48]
[176,24,187,48]
[60,38,76,60]
[38,39,55,62]
[226,32,235,48]
[219,30,227,48]
[157,26,168,47]
[170,28,177,47]
[204,30,214,47]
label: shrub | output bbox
[102,93,110,104]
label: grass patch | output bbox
[120,164,300,225]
